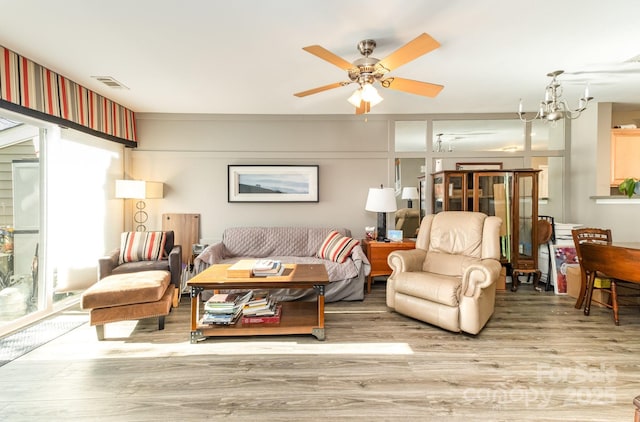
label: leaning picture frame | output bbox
[549,245,579,295]
[228,165,319,203]
[455,162,503,170]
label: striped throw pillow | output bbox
[119,231,167,264]
[317,231,360,263]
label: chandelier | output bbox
[518,70,593,122]
[433,133,453,153]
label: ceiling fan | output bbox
[294,33,444,114]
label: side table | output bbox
[362,238,416,293]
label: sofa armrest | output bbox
[350,244,371,277]
[194,242,227,272]
[461,259,502,298]
[168,245,182,288]
[387,249,427,277]
[98,249,120,280]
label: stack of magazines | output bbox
[252,259,285,277]
[241,291,281,324]
[202,291,252,325]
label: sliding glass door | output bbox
[0,111,125,337]
[0,119,42,330]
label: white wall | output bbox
[133,114,394,243]
[133,110,640,246]
[569,104,640,242]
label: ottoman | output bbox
[81,270,173,340]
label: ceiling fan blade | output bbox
[355,100,370,115]
[294,82,347,97]
[302,45,354,70]
[380,77,444,97]
[377,33,440,72]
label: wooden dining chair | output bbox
[571,228,612,311]
[520,218,553,292]
[579,242,640,325]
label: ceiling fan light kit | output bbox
[518,70,594,122]
[294,33,444,114]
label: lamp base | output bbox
[376,212,387,242]
[407,199,413,208]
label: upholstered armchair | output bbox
[395,208,421,237]
[98,231,182,290]
[387,211,502,335]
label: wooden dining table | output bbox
[578,242,640,324]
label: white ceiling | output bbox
[1,0,640,116]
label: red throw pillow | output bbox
[119,231,167,264]
[317,231,359,263]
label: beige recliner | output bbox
[395,208,421,237]
[386,211,502,335]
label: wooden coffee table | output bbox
[187,263,329,343]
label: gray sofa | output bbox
[194,227,370,302]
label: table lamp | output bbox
[365,186,397,241]
[401,186,419,208]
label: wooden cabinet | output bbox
[433,171,468,213]
[418,175,426,220]
[431,170,540,278]
[611,129,640,186]
[362,239,416,293]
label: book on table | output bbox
[202,291,252,324]
[226,259,285,277]
[251,260,284,277]
[241,304,282,324]
[226,260,256,278]
[242,292,278,317]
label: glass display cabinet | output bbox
[432,169,540,284]
[432,171,467,213]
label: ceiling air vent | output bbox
[91,75,129,89]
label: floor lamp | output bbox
[365,186,397,241]
[115,180,164,231]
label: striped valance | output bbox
[0,45,136,146]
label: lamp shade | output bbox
[365,187,397,213]
[401,187,419,200]
[115,180,164,199]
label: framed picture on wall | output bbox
[228,165,319,203]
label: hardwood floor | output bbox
[0,282,639,421]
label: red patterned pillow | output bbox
[317,231,360,263]
[119,231,167,264]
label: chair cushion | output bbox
[317,231,360,263]
[429,212,485,257]
[394,271,462,307]
[81,270,170,309]
[119,231,167,264]
[111,258,171,276]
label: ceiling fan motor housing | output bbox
[357,39,376,56]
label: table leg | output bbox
[611,281,620,326]
[190,286,203,343]
[313,284,326,341]
[575,270,587,309]
[584,273,595,316]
